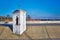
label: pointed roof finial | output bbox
[18,4,20,10]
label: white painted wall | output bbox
[27,21,60,24]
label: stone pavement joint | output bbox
[24,32,32,40]
[0,27,5,36]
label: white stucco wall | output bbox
[27,21,60,24]
[13,10,26,35]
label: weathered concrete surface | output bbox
[26,26,48,39]
[46,25,60,38]
[0,25,60,40]
[0,26,28,39]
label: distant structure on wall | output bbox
[13,9,26,35]
[0,16,12,22]
[26,15,31,20]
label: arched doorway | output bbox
[16,16,18,25]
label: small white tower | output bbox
[13,10,26,35]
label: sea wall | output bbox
[27,21,60,24]
[0,21,60,24]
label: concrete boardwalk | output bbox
[0,25,60,40]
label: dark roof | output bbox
[13,10,20,14]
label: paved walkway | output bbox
[0,25,60,40]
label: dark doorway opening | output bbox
[16,16,18,25]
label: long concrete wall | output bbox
[0,21,60,24]
[27,21,60,24]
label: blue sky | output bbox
[0,0,60,19]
